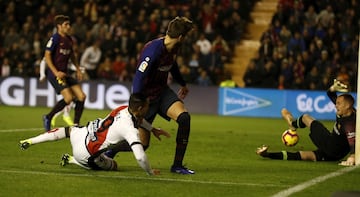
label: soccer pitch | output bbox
[0,105,359,197]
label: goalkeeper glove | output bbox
[330,79,348,92]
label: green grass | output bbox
[0,105,359,197]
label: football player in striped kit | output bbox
[42,15,86,132]
[20,93,170,175]
[106,16,195,174]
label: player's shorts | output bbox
[70,126,92,168]
[145,86,182,122]
[47,72,80,94]
[309,120,350,161]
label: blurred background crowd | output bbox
[0,0,257,86]
[0,0,359,90]
[244,0,359,91]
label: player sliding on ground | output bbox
[256,79,356,166]
[20,93,170,175]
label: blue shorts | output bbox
[145,86,182,123]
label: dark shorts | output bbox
[47,74,79,94]
[145,86,182,123]
[309,121,350,161]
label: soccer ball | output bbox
[281,129,299,147]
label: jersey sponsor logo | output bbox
[59,48,71,55]
[138,61,148,72]
[158,65,172,71]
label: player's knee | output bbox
[77,92,86,102]
[176,112,190,126]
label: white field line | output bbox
[0,169,285,188]
[271,165,360,197]
[0,128,43,132]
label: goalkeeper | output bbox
[257,79,356,166]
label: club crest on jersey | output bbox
[138,60,148,72]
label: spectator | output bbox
[12,61,28,77]
[287,31,306,56]
[195,33,212,68]
[188,53,200,83]
[1,58,11,77]
[259,60,277,88]
[80,39,102,79]
[97,56,115,81]
[304,5,317,28]
[72,16,88,43]
[112,54,127,80]
[196,68,212,86]
[212,34,231,63]
[316,5,335,28]
[315,50,331,74]
[243,60,261,87]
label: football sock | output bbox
[105,141,132,158]
[173,112,190,167]
[105,142,149,158]
[291,115,306,129]
[63,104,72,117]
[47,99,67,120]
[264,151,301,160]
[74,100,85,125]
[28,127,68,144]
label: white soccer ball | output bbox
[281,129,299,147]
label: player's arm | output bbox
[170,61,189,99]
[130,142,160,175]
[327,79,348,103]
[140,119,171,141]
[170,61,186,87]
[44,36,65,79]
[132,45,158,93]
[70,46,83,80]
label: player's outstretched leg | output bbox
[19,139,32,150]
[256,145,269,157]
[60,153,90,169]
[281,108,296,131]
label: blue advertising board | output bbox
[218,88,356,120]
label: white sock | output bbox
[70,157,90,170]
[29,127,67,144]
[39,58,46,81]
[63,104,72,117]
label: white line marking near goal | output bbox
[271,165,360,197]
[0,128,43,133]
[0,169,285,188]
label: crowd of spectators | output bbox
[243,0,360,91]
[0,0,258,86]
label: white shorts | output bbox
[70,126,91,167]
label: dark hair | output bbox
[339,93,355,107]
[129,93,148,110]
[54,15,70,27]
[166,16,193,38]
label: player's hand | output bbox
[151,169,161,175]
[56,71,66,79]
[178,86,189,100]
[76,68,83,81]
[151,128,171,141]
[338,155,355,166]
[330,79,348,92]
